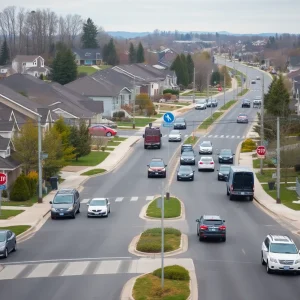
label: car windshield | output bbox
[182,152,194,157]
[201,142,211,147]
[270,243,298,254]
[179,166,192,172]
[170,130,179,135]
[203,220,223,225]
[197,100,206,104]
[0,232,6,242]
[90,199,106,206]
[239,114,247,117]
[175,118,184,122]
[220,166,230,172]
[150,161,164,167]
[53,194,73,204]
[220,150,232,155]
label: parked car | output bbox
[206,99,212,107]
[0,230,17,258]
[199,141,213,154]
[168,130,181,142]
[241,99,251,108]
[237,113,249,123]
[181,144,193,153]
[173,118,187,129]
[195,99,207,110]
[177,165,195,181]
[217,165,231,181]
[50,189,81,219]
[87,198,110,217]
[196,215,226,242]
[180,151,196,165]
[251,79,256,84]
[198,156,215,171]
[256,76,261,80]
[147,158,167,178]
[261,234,300,274]
[89,125,117,137]
[218,149,234,164]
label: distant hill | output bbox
[107,31,277,39]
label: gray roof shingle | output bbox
[0,150,21,170]
[72,48,102,60]
[0,136,10,150]
[13,55,40,63]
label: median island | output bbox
[136,228,181,253]
[133,265,190,300]
[146,196,181,218]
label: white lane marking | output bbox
[146,196,154,201]
[208,135,212,138]
[94,260,121,274]
[81,198,89,203]
[115,197,123,202]
[163,134,167,137]
[214,135,218,138]
[130,197,138,201]
[0,265,26,280]
[231,135,235,138]
[27,263,58,278]
[242,249,246,255]
[220,135,224,138]
[226,135,229,138]
[60,261,90,276]
[237,136,240,138]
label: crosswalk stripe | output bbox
[237,136,240,138]
[220,135,224,138]
[214,135,218,138]
[231,136,235,138]
[130,197,138,201]
[146,196,154,201]
[208,135,212,138]
[61,261,89,276]
[226,135,229,138]
[94,260,121,274]
[115,197,123,202]
[81,199,89,204]
[27,263,57,278]
[0,265,26,280]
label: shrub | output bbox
[163,93,172,100]
[242,138,256,148]
[163,89,179,96]
[241,147,254,153]
[2,189,8,198]
[113,111,125,118]
[136,241,173,253]
[25,171,38,197]
[153,265,190,281]
[10,174,30,201]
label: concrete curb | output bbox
[235,140,243,165]
[120,269,198,300]
[139,196,185,221]
[128,234,188,258]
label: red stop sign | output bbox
[218,87,222,91]
[0,173,7,185]
[256,146,266,156]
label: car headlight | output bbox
[219,173,223,176]
[219,156,223,159]
[51,208,57,212]
[189,173,193,176]
[269,257,278,263]
[67,207,74,211]
[161,168,166,171]
[295,259,300,264]
[0,245,5,250]
[191,158,195,160]
[229,156,233,159]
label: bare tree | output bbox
[193,52,213,92]
[91,137,109,151]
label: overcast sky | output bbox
[0,0,298,34]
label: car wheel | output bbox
[13,242,17,252]
[148,174,150,178]
[249,196,253,201]
[266,261,272,274]
[191,176,194,181]
[71,212,76,219]
[163,173,166,178]
[177,177,180,181]
[106,132,112,137]
[144,145,147,149]
[226,188,230,196]
[218,160,221,163]
[218,177,220,181]
[77,205,80,213]
[109,208,111,213]
[261,253,266,265]
[229,194,234,201]
[51,215,56,220]
[198,169,201,172]
[199,236,203,242]
[4,248,8,258]
[222,237,226,242]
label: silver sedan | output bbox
[0,230,17,258]
[168,130,181,142]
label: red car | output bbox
[89,125,117,137]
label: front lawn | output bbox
[146,197,181,218]
[0,209,24,219]
[80,168,106,176]
[0,225,31,235]
[154,104,177,111]
[117,118,156,127]
[77,66,97,75]
[113,136,127,141]
[198,112,223,130]
[256,169,300,183]
[253,158,275,168]
[184,136,198,145]
[136,228,181,253]
[2,195,39,207]
[66,151,109,166]
[107,140,121,147]
[219,100,236,110]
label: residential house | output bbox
[11,55,50,77]
[65,68,134,117]
[0,65,13,80]
[157,48,177,68]
[1,74,101,125]
[288,56,300,73]
[72,48,102,66]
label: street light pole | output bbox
[260,75,265,175]
[276,117,281,204]
[132,76,136,129]
[161,182,165,288]
[38,116,43,203]
[223,56,226,106]
[193,67,196,103]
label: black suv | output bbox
[173,118,187,129]
[196,215,226,242]
[218,149,235,164]
[50,189,81,219]
[241,99,251,108]
[180,151,196,165]
[181,144,193,153]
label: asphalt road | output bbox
[1,61,300,300]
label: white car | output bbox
[199,141,213,154]
[198,156,215,172]
[256,76,260,80]
[168,130,181,142]
[87,198,111,217]
[261,234,300,274]
[195,99,207,110]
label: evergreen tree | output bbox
[10,174,30,202]
[102,38,119,66]
[210,70,221,85]
[51,47,77,85]
[129,43,136,64]
[0,39,10,65]
[180,54,189,86]
[170,54,189,87]
[81,18,99,48]
[186,53,194,84]
[136,42,145,63]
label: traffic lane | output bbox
[117,128,141,137]
[0,274,133,300]
[6,196,146,262]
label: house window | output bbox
[85,53,91,56]
[33,61,36,65]
[22,62,26,66]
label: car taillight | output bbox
[230,185,233,191]
[199,162,203,164]
[210,162,214,164]
[219,225,226,230]
[200,225,208,230]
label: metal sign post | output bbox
[0,173,7,216]
[161,182,165,289]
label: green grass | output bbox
[133,273,190,300]
[107,141,121,147]
[80,168,106,176]
[2,195,38,207]
[98,65,112,70]
[256,169,300,183]
[113,136,127,141]
[146,197,181,218]
[262,184,300,210]
[105,147,115,151]
[66,151,109,166]
[220,100,237,110]
[0,209,24,219]
[184,136,199,145]
[253,158,275,169]
[198,112,223,130]
[0,225,31,235]
[116,118,156,127]
[238,88,249,96]
[77,66,97,75]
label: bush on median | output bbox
[152,265,190,281]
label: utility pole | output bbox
[223,57,226,106]
[132,76,136,129]
[260,75,265,175]
[38,116,43,203]
[161,182,165,288]
[276,117,281,204]
[193,67,196,103]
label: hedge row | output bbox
[152,265,190,281]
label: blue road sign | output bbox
[163,112,175,123]
[163,123,174,127]
[0,185,6,190]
